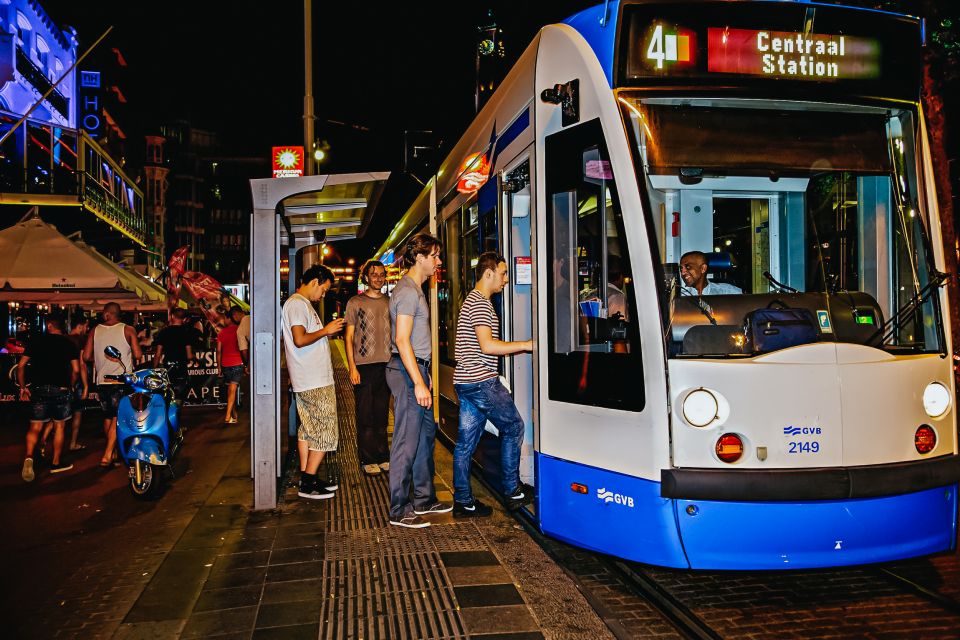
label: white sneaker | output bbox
[379,461,390,472]
[363,464,381,476]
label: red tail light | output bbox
[915,425,937,454]
[716,433,744,463]
[570,483,588,494]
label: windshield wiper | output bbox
[867,270,950,348]
[762,271,798,293]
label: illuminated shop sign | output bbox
[272,146,304,178]
[79,70,102,138]
[707,28,879,80]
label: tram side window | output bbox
[545,119,644,412]
[439,213,462,366]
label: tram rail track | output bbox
[448,434,960,639]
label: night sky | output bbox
[40,1,591,259]
[39,1,959,262]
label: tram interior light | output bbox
[922,382,950,418]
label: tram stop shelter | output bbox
[248,172,389,510]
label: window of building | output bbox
[16,12,31,47]
[36,36,49,69]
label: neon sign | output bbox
[456,152,490,194]
[272,146,304,178]
[707,28,879,80]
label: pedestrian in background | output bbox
[345,260,391,476]
[19,316,85,481]
[154,308,200,400]
[281,265,345,500]
[217,306,245,424]
[65,316,90,451]
[41,316,89,454]
[452,252,533,517]
[83,302,142,467]
[386,233,450,528]
[236,307,250,373]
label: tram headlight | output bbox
[682,388,719,427]
[922,382,951,418]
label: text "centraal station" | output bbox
[757,31,845,78]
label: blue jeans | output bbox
[453,377,524,504]
[386,357,438,518]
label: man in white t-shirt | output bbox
[281,265,345,500]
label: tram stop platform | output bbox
[118,341,613,640]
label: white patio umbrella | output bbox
[0,210,169,310]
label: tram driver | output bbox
[679,251,743,296]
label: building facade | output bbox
[0,0,145,253]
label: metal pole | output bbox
[0,26,113,147]
[252,207,280,510]
[304,0,315,177]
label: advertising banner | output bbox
[0,351,241,408]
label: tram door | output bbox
[501,159,535,487]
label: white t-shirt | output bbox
[281,293,332,392]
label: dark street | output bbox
[0,406,251,637]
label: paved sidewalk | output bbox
[8,341,612,639]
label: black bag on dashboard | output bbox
[743,302,820,354]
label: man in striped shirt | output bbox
[452,251,533,517]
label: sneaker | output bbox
[453,499,493,518]
[505,483,535,508]
[389,514,430,529]
[50,462,74,474]
[362,464,381,476]
[21,458,35,482]
[379,461,390,472]
[413,501,453,515]
[297,485,335,500]
[321,479,339,491]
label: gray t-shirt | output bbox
[390,275,432,359]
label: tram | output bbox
[376,0,959,569]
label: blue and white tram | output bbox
[376,0,958,569]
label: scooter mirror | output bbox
[104,346,122,361]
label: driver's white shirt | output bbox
[681,281,743,296]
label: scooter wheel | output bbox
[129,462,164,500]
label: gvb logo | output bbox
[597,488,635,508]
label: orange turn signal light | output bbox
[570,483,588,494]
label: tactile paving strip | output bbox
[326,528,436,558]
[320,552,466,640]
[428,523,491,553]
[315,348,468,638]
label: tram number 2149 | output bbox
[787,441,820,454]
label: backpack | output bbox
[743,301,820,354]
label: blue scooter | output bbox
[103,346,183,500]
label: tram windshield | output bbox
[620,96,944,358]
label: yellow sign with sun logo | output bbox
[272,146,304,178]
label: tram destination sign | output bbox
[706,28,879,80]
[619,2,922,99]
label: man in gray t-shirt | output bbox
[390,276,432,359]
[385,233,452,529]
